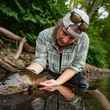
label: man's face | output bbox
[56,26,77,47]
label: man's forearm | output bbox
[26,63,44,75]
[56,68,77,85]
[57,85,75,100]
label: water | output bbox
[0,69,110,110]
[85,77,110,110]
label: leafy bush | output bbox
[87,20,109,68]
[0,0,110,68]
[0,0,68,46]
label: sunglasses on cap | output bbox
[70,11,88,32]
[62,25,81,39]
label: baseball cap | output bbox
[63,8,89,28]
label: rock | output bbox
[15,59,25,68]
[84,64,110,81]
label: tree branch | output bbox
[0,58,17,72]
[0,27,35,53]
[14,37,26,60]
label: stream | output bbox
[0,68,110,110]
[85,77,110,110]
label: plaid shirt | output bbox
[34,27,89,74]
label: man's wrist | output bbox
[56,79,63,86]
[55,69,76,86]
[26,63,44,75]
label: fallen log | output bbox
[0,58,17,72]
[0,27,35,53]
[84,64,110,81]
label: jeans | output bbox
[67,72,89,94]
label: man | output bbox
[27,8,89,102]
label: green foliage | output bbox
[25,32,37,46]
[87,19,109,68]
[0,0,68,46]
[0,0,110,68]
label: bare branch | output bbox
[0,58,17,72]
[0,27,35,53]
[14,37,26,60]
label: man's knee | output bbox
[79,79,89,92]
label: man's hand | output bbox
[26,63,43,75]
[39,79,60,91]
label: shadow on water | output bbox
[84,77,110,110]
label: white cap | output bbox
[63,8,89,28]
